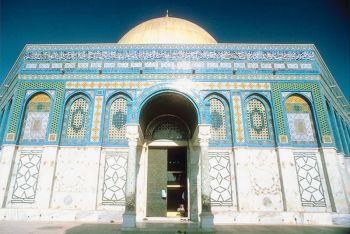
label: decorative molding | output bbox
[67,81,153,90]
[66,81,270,91]
[18,74,321,81]
[24,46,315,61]
[25,43,315,51]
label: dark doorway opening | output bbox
[146,147,188,217]
[167,147,187,217]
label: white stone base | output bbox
[0,208,122,223]
[215,211,337,226]
[0,208,349,227]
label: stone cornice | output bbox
[25,43,315,51]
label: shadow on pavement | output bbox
[62,223,350,234]
[65,223,121,234]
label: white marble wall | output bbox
[209,149,237,223]
[336,153,350,213]
[235,148,284,212]
[0,145,17,207]
[5,147,45,209]
[136,145,147,220]
[96,148,128,213]
[50,147,101,210]
[278,148,332,213]
[0,144,349,225]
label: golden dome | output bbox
[118,16,217,44]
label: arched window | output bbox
[208,97,231,143]
[61,95,90,143]
[246,97,275,144]
[103,96,128,143]
[145,115,190,141]
[285,95,317,144]
[20,93,51,142]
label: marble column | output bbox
[122,124,142,228]
[196,125,214,230]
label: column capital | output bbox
[192,124,211,147]
[126,124,143,147]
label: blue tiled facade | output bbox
[0,44,348,153]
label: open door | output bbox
[147,147,187,217]
[147,148,167,217]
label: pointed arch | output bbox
[285,94,317,144]
[245,94,275,144]
[205,94,232,144]
[103,94,130,144]
[61,93,91,143]
[20,93,51,142]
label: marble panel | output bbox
[11,150,43,203]
[235,148,283,212]
[294,152,326,207]
[51,147,100,210]
[208,152,233,206]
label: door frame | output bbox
[145,140,190,219]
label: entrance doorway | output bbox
[146,147,187,218]
[139,92,199,219]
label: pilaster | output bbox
[320,148,350,213]
[193,124,214,230]
[122,124,142,229]
[0,145,17,207]
[35,146,59,208]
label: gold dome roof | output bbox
[118,16,217,44]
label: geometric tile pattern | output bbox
[66,81,271,90]
[294,152,326,207]
[64,97,89,140]
[232,95,244,143]
[246,98,271,141]
[287,113,315,143]
[102,152,127,205]
[7,82,64,142]
[91,95,103,142]
[208,152,233,206]
[271,83,330,143]
[67,81,153,89]
[145,115,189,140]
[209,98,227,140]
[152,120,186,140]
[21,112,49,140]
[197,82,270,90]
[21,93,51,141]
[286,95,316,144]
[11,150,42,203]
[107,98,127,140]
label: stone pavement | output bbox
[0,221,349,234]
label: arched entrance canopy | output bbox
[139,92,198,139]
